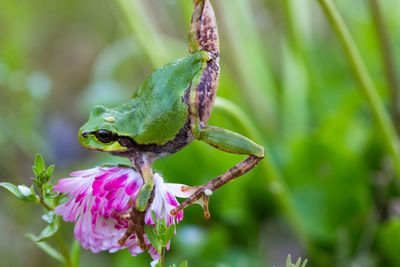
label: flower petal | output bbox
[53,166,190,259]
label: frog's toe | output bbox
[170,186,213,219]
[118,209,147,250]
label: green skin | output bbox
[79,51,208,150]
[79,0,264,249]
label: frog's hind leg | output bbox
[189,0,220,124]
[189,0,219,55]
[170,123,265,218]
[173,72,264,218]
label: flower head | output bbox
[53,166,190,259]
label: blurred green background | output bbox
[1,0,400,266]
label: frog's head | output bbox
[78,105,130,152]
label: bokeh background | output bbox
[1,0,400,266]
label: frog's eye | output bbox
[95,129,115,143]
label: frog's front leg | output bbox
[118,154,155,250]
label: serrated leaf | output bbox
[144,224,162,254]
[162,223,175,247]
[71,239,80,267]
[34,153,45,172]
[0,182,39,203]
[26,233,65,264]
[179,261,188,267]
[36,216,59,242]
[47,165,55,178]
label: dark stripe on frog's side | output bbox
[195,59,219,124]
[110,120,194,158]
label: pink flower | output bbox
[53,166,190,259]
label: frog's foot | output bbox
[170,156,263,219]
[118,209,147,250]
[189,0,219,55]
[170,185,213,219]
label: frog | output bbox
[78,0,264,250]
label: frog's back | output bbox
[117,51,208,145]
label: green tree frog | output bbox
[79,0,264,249]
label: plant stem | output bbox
[160,247,165,267]
[40,198,52,211]
[317,0,400,177]
[55,230,72,267]
[39,188,53,211]
[368,0,400,132]
[39,188,72,266]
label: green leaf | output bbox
[41,211,56,224]
[26,233,65,264]
[162,223,175,247]
[377,218,400,266]
[179,260,188,267]
[0,182,39,203]
[55,193,69,206]
[286,254,292,267]
[36,222,59,242]
[32,166,40,178]
[43,183,58,199]
[47,165,55,178]
[34,153,45,172]
[286,254,307,267]
[32,178,43,190]
[39,169,46,179]
[151,210,157,226]
[144,224,162,254]
[71,239,81,267]
[0,182,25,198]
[36,216,59,242]
[157,217,167,236]
[30,185,36,195]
